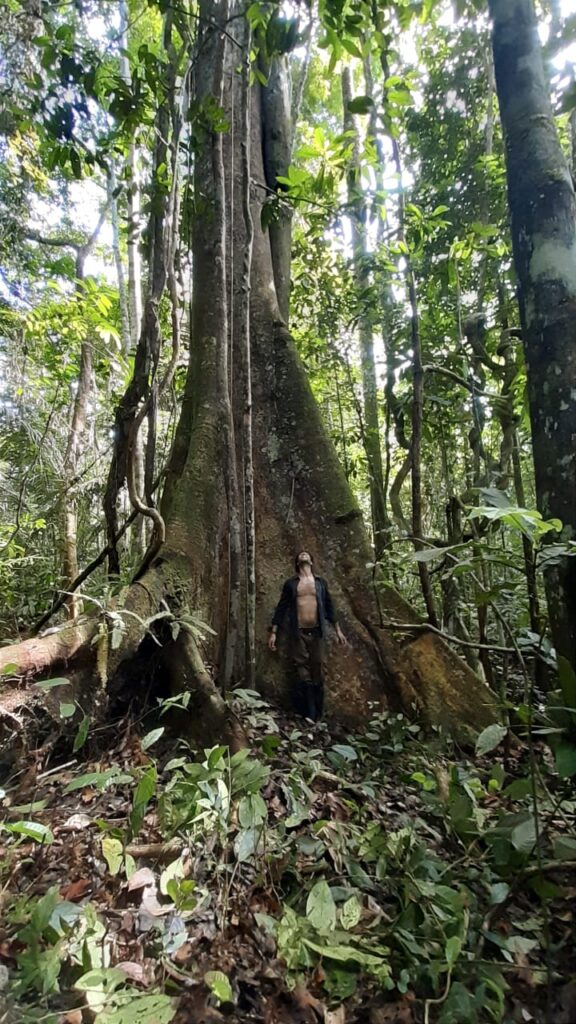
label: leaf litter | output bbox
[0,691,575,1023]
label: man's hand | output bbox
[335,624,348,646]
[268,631,277,652]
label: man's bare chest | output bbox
[297,577,317,599]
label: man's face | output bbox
[297,551,312,568]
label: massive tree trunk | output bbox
[1,3,495,744]
[490,0,576,673]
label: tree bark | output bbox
[490,0,576,672]
[108,162,131,354]
[261,54,292,323]
[341,66,388,562]
[240,21,256,688]
[58,203,109,619]
[119,0,142,352]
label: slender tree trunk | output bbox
[119,0,146,560]
[120,0,142,352]
[240,22,256,688]
[60,258,90,621]
[58,203,110,618]
[221,10,243,689]
[374,44,439,624]
[261,54,292,323]
[490,0,576,673]
[390,451,412,537]
[108,163,131,354]
[103,12,177,575]
[341,67,387,561]
[512,434,542,636]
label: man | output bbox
[268,551,347,722]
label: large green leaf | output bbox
[511,816,536,854]
[306,880,336,932]
[476,723,507,756]
[204,971,233,1005]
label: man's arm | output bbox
[323,580,347,645]
[269,580,290,650]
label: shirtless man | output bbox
[268,551,347,721]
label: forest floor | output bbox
[0,689,575,1024]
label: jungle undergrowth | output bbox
[0,689,575,1024]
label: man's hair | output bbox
[294,551,314,573]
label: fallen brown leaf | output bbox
[61,812,93,830]
[292,982,324,1014]
[127,867,155,891]
[60,878,92,901]
[116,960,145,984]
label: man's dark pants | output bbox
[289,626,325,722]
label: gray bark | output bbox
[490,0,576,672]
[240,20,256,688]
[341,66,388,561]
[261,55,292,323]
[108,162,131,354]
[119,0,142,351]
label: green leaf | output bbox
[4,820,53,844]
[505,935,538,955]
[553,836,576,860]
[73,714,91,752]
[306,880,336,932]
[445,935,462,967]
[503,777,532,799]
[33,676,71,690]
[330,744,358,762]
[76,966,125,994]
[9,799,47,814]
[489,882,510,905]
[204,970,233,1004]
[160,855,186,896]
[102,836,123,876]
[234,826,260,862]
[141,727,164,750]
[341,38,363,59]
[347,95,373,114]
[130,765,157,837]
[555,743,576,778]
[64,769,128,793]
[303,937,390,973]
[207,745,227,768]
[511,816,536,854]
[59,701,76,719]
[479,487,512,509]
[340,895,361,930]
[260,734,281,757]
[70,148,82,179]
[1,663,19,675]
[97,994,177,1024]
[238,793,267,828]
[476,723,507,756]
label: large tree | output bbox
[0,2,494,744]
[489,0,576,675]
